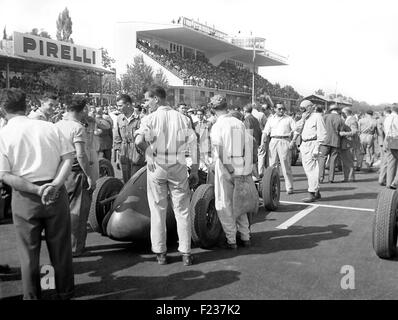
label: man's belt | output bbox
[302,137,317,142]
[271,136,290,139]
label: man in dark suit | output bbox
[318,104,346,183]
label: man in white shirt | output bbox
[210,95,254,249]
[294,100,327,203]
[383,104,398,188]
[262,103,297,194]
[0,88,74,299]
[135,85,199,266]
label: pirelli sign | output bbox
[13,32,102,69]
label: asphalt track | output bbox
[1,163,397,300]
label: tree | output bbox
[315,89,325,96]
[56,7,73,43]
[3,26,6,40]
[120,54,165,101]
[30,28,51,39]
[154,69,169,88]
[101,48,116,69]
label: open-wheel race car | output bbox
[88,164,281,249]
[372,188,398,259]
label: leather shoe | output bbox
[302,192,317,203]
[182,254,193,266]
[220,241,238,250]
[287,190,294,195]
[156,253,167,265]
[315,191,321,199]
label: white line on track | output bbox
[280,200,375,212]
[276,205,319,229]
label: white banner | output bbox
[13,32,103,69]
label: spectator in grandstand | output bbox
[55,96,95,258]
[0,88,74,299]
[93,106,113,161]
[28,92,58,121]
[134,85,199,266]
[114,94,145,183]
[209,94,253,249]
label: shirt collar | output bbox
[7,115,28,124]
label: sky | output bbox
[1,0,398,104]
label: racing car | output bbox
[88,164,281,249]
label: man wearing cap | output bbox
[210,94,254,248]
[318,104,346,183]
[357,110,377,170]
[262,103,297,193]
[294,100,327,202]
[135,85,199,266]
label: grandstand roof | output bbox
[138,26,286,67]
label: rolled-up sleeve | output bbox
[55,127,74,157]
[0,139,10,173]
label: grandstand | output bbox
[115,17,297,108]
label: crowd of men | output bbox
[0,84,397,300]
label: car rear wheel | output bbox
[372,188,398,259]
[88,177,124,234]
[99,158,115,178]
[190,184,223,249]
[262,166,280,211]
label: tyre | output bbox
[262,166,280,211]
[190,184,223,249]
[372,189,398,259]
[99,158,115,178]
[88,177,124,234]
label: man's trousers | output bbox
[300,140,320,193]
[11,184,74,300]
[64,171,91,255]
[386,148,398,187]
[340,148,355,181]
[147,162,191,254]
[268,138,294,191]
[318,145,339,182]
[214,161,250,245]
